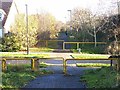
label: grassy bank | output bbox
[2,64,52,88]
[81,67,119,88]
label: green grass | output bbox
[80,67,119,88]
[72,54,110,59]
[0,53,49,58]
[39,62,48,68]
[2,64,53,88]
[29,47,54,52]
[76,63,110,67]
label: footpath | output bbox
[24,57,98,88]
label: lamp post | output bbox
[25,4,29,55]
[67,10,72,31]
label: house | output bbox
[0,0,26,37]
[0,0,13,37]
[0,9,6,37]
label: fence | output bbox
[39,40,64,48]
[63,42,107,50]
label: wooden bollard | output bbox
[2,58,7,72]
[31,58,39,71]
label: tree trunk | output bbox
[94,29,97,47]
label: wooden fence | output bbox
[39,40,64,47]
[63,42,107,50]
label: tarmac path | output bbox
[23,58,101,88]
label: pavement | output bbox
[23,59,102,88]
[24,64,98,88]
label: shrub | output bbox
[2,32,21,52]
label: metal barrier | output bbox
[1,56,119,75]
[0,57,64,72]
[63,58,119,75]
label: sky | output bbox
[15,0,119,22]
[21,0,99,22]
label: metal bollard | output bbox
[2,58,7,72]
[31,58,39,71]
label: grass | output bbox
[29,47,54,52]
[72,54,110,59]
[80,67,119,88]
[2,64,53,88]
[76,63,110,67]
[0,53,49,58]
[39,62,48,68]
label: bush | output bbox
[1,32,21,52]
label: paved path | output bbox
[24,60,98,88]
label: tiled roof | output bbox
[1,0,13,26]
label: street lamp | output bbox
[25,4,29,55]
[67,10,73,36]
[67,10,72,31]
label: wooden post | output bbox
[2,58,7,72]
[63,42,65,50]
[31,58,39,71]
[45,40,48,47]
[110,60,113,67]
[77,43,79,49]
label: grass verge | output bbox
[80,67,119,88]
[29,47,54,52]
[0,53,49,58]
[76,63,110,67]
[2,64,53,88]
[39,62,48,68]
[72,54,110,59]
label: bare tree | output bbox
[71,7,91,42]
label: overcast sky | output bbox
[16,0,118,22]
